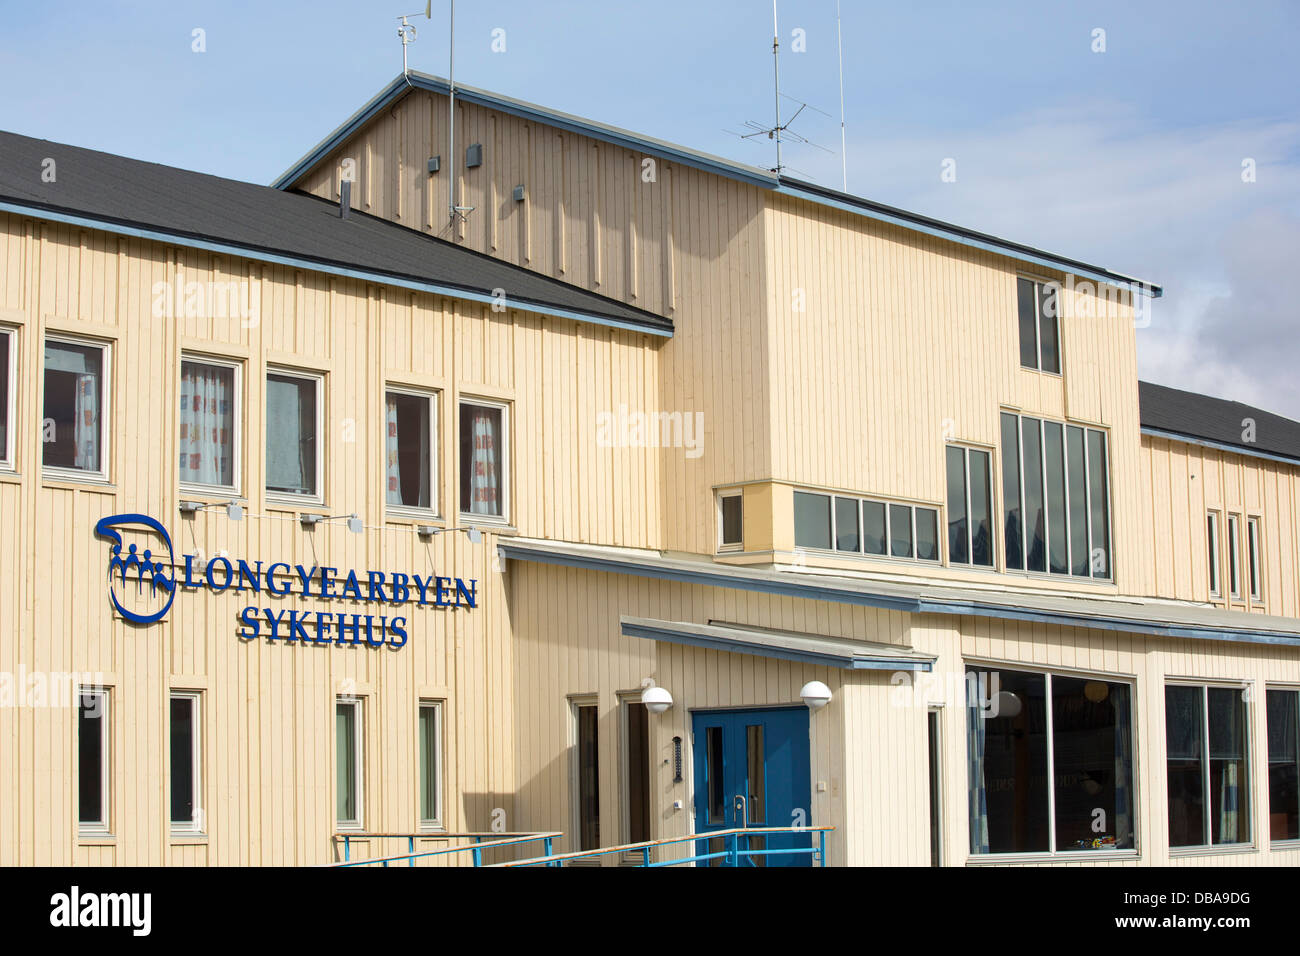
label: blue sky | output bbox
[3,1,1298,413]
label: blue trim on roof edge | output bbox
[0,199,672,338]
[1141,427,1300,468]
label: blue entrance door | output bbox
[692,707,812,866]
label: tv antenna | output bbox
[396,2,431,76]
[723,2,834,178]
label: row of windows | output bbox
[1207,511,1264,604]
[0,329,510,523]
[77,689,444,835]
[966,668,1300,856]
[780,413,1112,579]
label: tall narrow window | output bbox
[718,492,743,550]
[1003,413,1111,579]
[170,692,202,834]
[1266,689,1299,842]
[385,388,436,512]
[1166,683,1251,847]
[947,445,993,567]
[44,337,109,478]
[266,370,321,499]
[418,701,441,827]
[834,496,860,552]
[624,700,651,845]
[574,702,600,851]
[1247,517,1263,602]
[1207,512,1221,598]
[459,400,507,519]
[967,668,1135,855]
[336,698,363,829]
[928,709,942,866]
[1227,515,1242,600]
[889,502,914,558]
[862,500,887,556]
[78,688,109,835]
[1016,278,1061,374]
[180,357,238,492]
[0,328,12,469]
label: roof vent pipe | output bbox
[339,179,352,219]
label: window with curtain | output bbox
[179,358,236,490]
[1001,412,1111,579]
[266,371,319,498]
[1165,683,1251,847]
[1266,689,1299,842]
[966,667,1134,855]
[386,389,434,511]
[44,338,107,475]
[459,401,505,518]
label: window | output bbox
[170,692,202,834]
[718,492,743,550]
[573,701,600,851]
[1247,517,1263,602]
[928,709,942,867]
[0,327,12,468]
[1165,683,1250,848]
[266,370,321,499]
[418,701,442,828]
[1001,412,1111,579]
[180,357,239,493]
[622,698,651,845]
[459,399,507,519]
[78,688,110,835]
[946,445,993,567]
[966,667,1135,855]
[794,490,939,562]
[1266,689,1299,842]
[386,387,436,512]
[336,697,363,829]
[1227,514,1241,600]
[1017,277,1061,374]
[1207,512,1221,598]
[44,337,109,478]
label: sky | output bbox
[1,1,1297,415]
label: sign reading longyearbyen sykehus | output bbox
[95,514,478,647]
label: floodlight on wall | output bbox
[800,680,832,711]
[642,685,673,715]
[301,512,364,534]
[179,500,244,521]
[416,525,483,543]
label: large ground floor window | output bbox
[966,666,1134,855]
[1165,683,1250,848]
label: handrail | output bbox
[325,831,564,867]
[490,826,833,867]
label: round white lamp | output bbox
[800,680,832,711]
[642,685,673,714]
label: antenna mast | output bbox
[836,0,847,191]
[771,0,783,177]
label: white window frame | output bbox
[793,488,942,564]
[716,490,744,552]
[336,696,364,831]
[458,396,510,524]
[1165,679,1254,851]
[265,367,324,505]
[1207,511,1221,599]
[946,443,996,569]
[42,334,111,483]
[384,385,439,518]
[417,699,444,830]
[1227,514,1242,601]
[78,686,111,837]
[1017,275,1062,376]
[1247,516,1263,603]
[0,325,15,471]
[179,353,242,497]
[169,691,204,835]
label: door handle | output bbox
[734,794,748,828]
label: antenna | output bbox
[446,0,473,225]
[771,0,782,176]
[836,0,848,191]
[396,1,431,76]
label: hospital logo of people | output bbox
[94,513,477,648]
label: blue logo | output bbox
[94,513,177,625]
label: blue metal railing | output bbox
[325,831,564,867]
[489,826,833,867]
